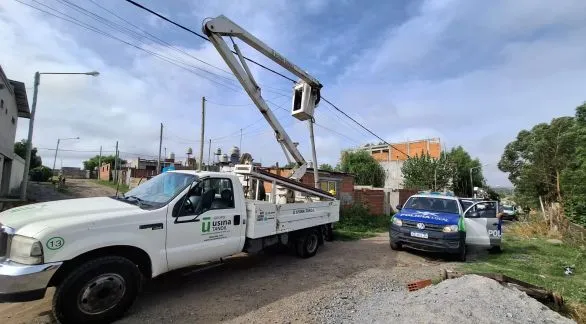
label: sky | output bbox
[2,0,586,186]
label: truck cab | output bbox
[0,170,338,323]
[389,192,502,261]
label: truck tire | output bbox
[52,256,142,324]
[324,224,334,242]
[390,241,402,250]
[296,230,320,258]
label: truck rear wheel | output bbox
[52,256,142,324]
[296,230,319,258]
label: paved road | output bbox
[0,234,460,324]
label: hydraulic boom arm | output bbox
[203,15,322,182]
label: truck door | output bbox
[463,201,501,247]
[166,177,245,271]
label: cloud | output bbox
[3,0,586,188]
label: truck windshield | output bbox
[404,197,460,214]
[121,172,197,207]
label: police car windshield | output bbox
[404,197,460,214]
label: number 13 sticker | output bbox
[46,237,65,250]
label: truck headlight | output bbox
[9,235,43,265]
[442,225,459,233]
[392,217,403,227]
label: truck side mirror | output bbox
[396,204,402,211]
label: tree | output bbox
[448,146,485,197]
[29,166,52,182]
[499,116,577,204]
[83,155,127,171]
[283,162,297,169]
[319,163,334,172]
[14,139,42,169]
[339,151,385,187]
[401,152,454,191]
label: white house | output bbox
[0,65,30,197]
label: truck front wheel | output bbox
[296,230,320,258]
[52,256,142,324]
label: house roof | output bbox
[8,80,30,118]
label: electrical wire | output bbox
[121,0,410,157]
[123,0,297,83]
[47,0,242,91]
[17,0,242,92]
[74,0,292,97]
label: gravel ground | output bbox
[332,274,575,324]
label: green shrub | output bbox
[338,204,390,232]
[29,166,53,182]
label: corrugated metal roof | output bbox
[8,80,30,118]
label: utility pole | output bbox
[114,141,119,183]
[308,119,319,188]
[20,72,40,200]
[469,168,473,197]
[199,97,206,171]
[98,146,102,180]
[52,138,61,178]
[208,139,212,167]
[157,123,163,174]
[239,128,243,150]
[164,147,167,160]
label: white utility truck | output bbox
[0,15,338,324]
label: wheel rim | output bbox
[77,273,126,315]
[306,233,318,253]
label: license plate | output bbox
[410,232,428,239]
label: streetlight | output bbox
[52,137,80,176]
[20,71,99,200]
[469,164,489,197]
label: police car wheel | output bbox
[456,245,466,262]
[489,245,502,254]
[390,241,402,250]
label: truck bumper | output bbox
[0,259,62,302]
[390,224,465,254]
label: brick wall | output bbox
[368,138,442,162]
[353,187,385,215]
[99,163,111,181]
[262,168,354,203]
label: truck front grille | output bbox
[402,220,444,232]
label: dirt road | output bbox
[0,234,459,324]
[26,179,117,202]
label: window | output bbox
[0,99,3,108]
[404,197,460,214]
[320,180,337,193]
[177,177,235,217]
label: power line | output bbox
[85,0,235,78]
[41,0,241,91]
[123,0,297,83]
[18,0,242,91]
[121,0,409,157]
[321,97,409,157]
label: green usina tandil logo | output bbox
[201,217,211,233]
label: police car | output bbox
[390,192,503,261]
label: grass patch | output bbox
[460,234,585,322]
[93,180,130,194]
[334,204,390,241]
